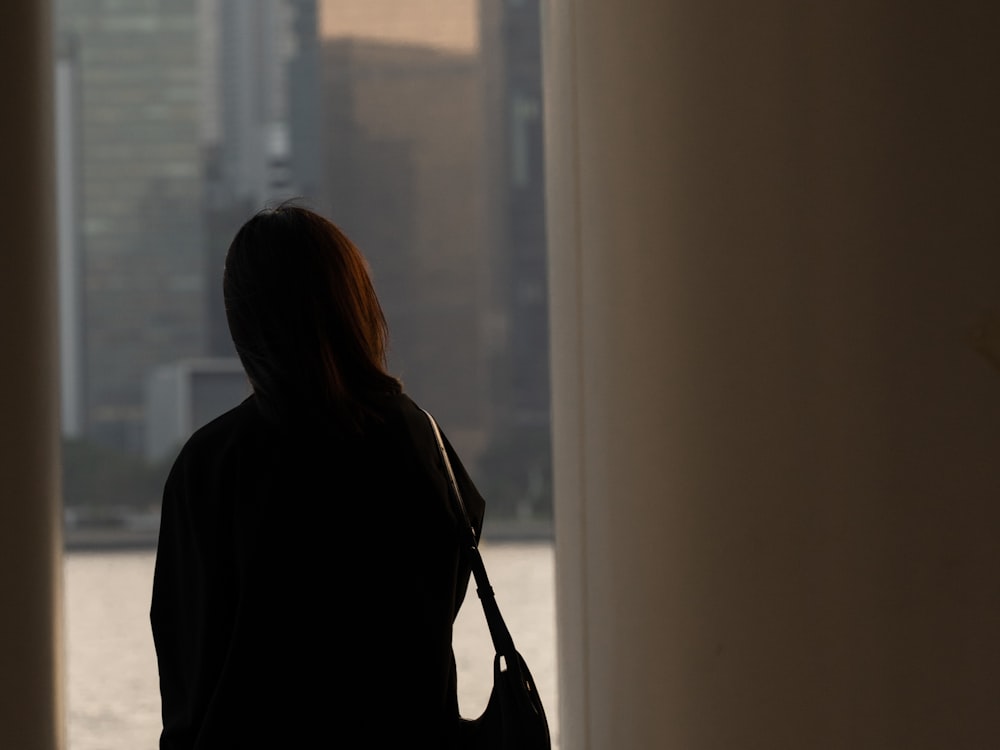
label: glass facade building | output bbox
[56,0,206,451]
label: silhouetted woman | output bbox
[150,205,484,748]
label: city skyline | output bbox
[54,0,551,519]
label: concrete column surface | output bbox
[543,1,1000,748]
[0,1,66,749]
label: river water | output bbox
[64,542,559,750]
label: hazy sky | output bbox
[319,0,479,53]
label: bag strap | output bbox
[422,408,518,660]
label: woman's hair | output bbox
[223,204,402,427]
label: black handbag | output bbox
[423,410,552,750]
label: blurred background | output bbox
[53,2,558,747]
[55,0,553,543]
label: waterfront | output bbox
[64,541,558,749]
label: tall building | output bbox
[286,0,324,205]
[319,0,487,464]
[202,0,323,357]
[140,0,325,461]
[148,0,325,460]
[55,0,207,452]
[316,0,551,516]
[479,0,551,517]
[319,36,490,462]
[201,0,321,209]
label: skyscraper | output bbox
[316,0,551,517]
[55,0,206,452]
[202,0,322,357]
[318,34,489,461]
[478,0,551,517]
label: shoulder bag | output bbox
[422,409,552,750]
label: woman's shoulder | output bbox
[190,395,259,441]
[171,395,262,467]
[370,391,445,452]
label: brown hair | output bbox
[223,204,401,428]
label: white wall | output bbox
[544,2,1000,748]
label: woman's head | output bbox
[223,204,401,425]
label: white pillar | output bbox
[0,1,65,748]
[543,2,1000,748]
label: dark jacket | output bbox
[150,392,485,749]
